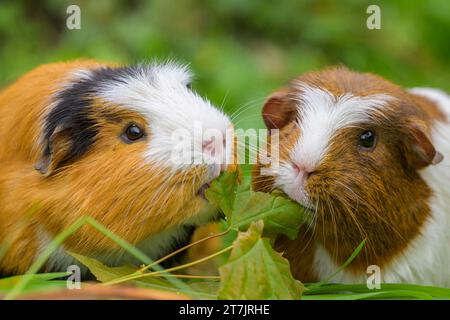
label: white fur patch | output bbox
[410,87,450,113]
[96,63,231,172]
[274,83,392,207]
[291,83,392,170]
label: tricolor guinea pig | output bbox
[253,67,450,286]
[0,60,232,275]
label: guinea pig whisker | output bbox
[340,193,367,239]
[335,180,411,261]
[333,180,368,243]
[145,178,177,214]
[298,222,317,257]
[218,89,230,113]
[229,97,266,121]
[352,183,409,245]
[309,197,319,236]
[233,114,274,127]
[161,181,182,210]
[293,196,319,257]
[251,176,275,185]
[366,203,409,246]
[125,173,171,219]
[236,141,261,155]
[325,196,339,263]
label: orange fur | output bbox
[0,61,218,274]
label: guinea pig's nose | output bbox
[202,137,226,158]
[203,137,230,175]
[202,139,216,155]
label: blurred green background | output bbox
[0,0,449,130]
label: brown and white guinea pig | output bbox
[253,66,450,286]
[0,60,233,275]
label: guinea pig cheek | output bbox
[172,166,216,214]
[287,182,313,209]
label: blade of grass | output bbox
[305,283,450,299]
[80,218,196,296]
[5,216,88,300]
[1,272,70,283]
[154,274,220,279]
[0,272,70,295]
[103,245,233,286]
[138,227,231,273]
[5,216,195,300]
[308,239,366,290]
[302,290,433,300]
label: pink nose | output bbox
[202,139,215,155]
[202,138,228,171]
[202,137,227,156]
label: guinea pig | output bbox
[252,66,450,286]
[0,60,232,275]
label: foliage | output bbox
[218,221,304,299]
[68,171,308,300]
[3,171,450,300]
[0,273,69,296]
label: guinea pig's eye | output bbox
[124,124,144,142]
[186,83,192,90]
[359,130,377,150]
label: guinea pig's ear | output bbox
[406,122,443,169]
[262,88,298,129]
[35,126,72,176]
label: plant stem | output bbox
[154,274,220,279]
[138,227,231,273]
[104,245,233,286]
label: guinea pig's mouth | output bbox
[197,182,211,200]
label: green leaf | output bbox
[218,221,305,299]
[69,252,217,299]
[232,189,310,240]
[0,272,69,295]
[206,171,310,240]
[205,170,239,222]
[70,252,138,282]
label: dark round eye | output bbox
[186,83,192,89]
[359,130,377,150]
[124,124,144,141]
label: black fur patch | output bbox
[43,66,148,168]
[44,79,98,167]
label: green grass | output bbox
[1,216,449,300]
[3,216,196,300]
